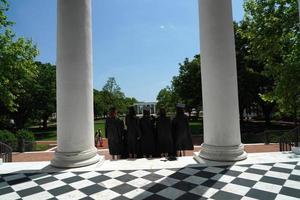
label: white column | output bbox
[196,0,247,161]
[51,0,101,168]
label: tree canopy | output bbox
[94,77,137,117]
[243,0,300,123]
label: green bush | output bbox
[16,129,35,141]
[0,130,17,150]
[16,129,35,152]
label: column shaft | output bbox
[51,0,100,168]
[197,0,247,161]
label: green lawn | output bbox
[34,144,53,151]
[189,121,203,135]
[31,120,106,141]
[31,120,204,141]
[27,120,295,144]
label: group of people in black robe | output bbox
[105,104,194,160]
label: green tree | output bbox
[95,77,137,117]
[0,0,13,28]
[156,86,178,113]
[243,0,300,124]
[32,62,56,129]
[172,55,202,112]
[0,0,39,129]
[235,21,276,125]
[94,89,106,118]
[102,77,125,112]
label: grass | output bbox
[94,120,105,137]
[189,121,203,135]
[34,144,52,151]
[31,120,204,141]
[31,120,107,141]
[30,119,294,144]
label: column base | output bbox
[196,143,247,162]
[292,147,300,155]
[51,147,102,168]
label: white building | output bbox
[133,102,157,117]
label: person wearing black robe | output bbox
[172,104,193,157]
[140,108,155,158]
[105,107,124,160]
[125,106,141,159]
[156,108,173,158]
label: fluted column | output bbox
[196,0,247,161]
[51,0,101,168]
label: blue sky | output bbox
[7,0,244,102]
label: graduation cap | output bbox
[176,103,185,108]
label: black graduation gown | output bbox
[156,116,173,154]
[140,116,155,155]
[105,117,124,155]
[125,115,141,154]
[172,115,194,151]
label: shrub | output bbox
[16,129,35,141]
[0,130,17,150]
[16,129,35,152]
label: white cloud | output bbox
[160,25,165,29]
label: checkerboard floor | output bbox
[1,161,300,200]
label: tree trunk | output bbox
[42,117,48,129]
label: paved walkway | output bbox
[1,152,300,200]
[12,144,279,162]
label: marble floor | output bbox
[0,152,300,200]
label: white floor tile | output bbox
[291,169,300,176]
[40,180,66,190]
[154,169,176,177]
[123,188,152,200]
[22,191,53,200]
[0,192,20,200]
[275,194,300,200]
[101,178,123,189]
[253,182,282,193]
[104,170,126,178]
[56,190,87,200]
[53,172,76,180]
[250,164,272,171]
[127,178,152,188]
[78,171,102,179]
[221,183,251,196]
[229,165,249,172]
[284,179,300,190]
[238,172,263,181]
[129,170,151,178]
[11,181,38,191]
[265,171,290,180]
[69,179,95,189]
[273,163,296,169]
[90,189,120,200]
[212,174,235,183]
